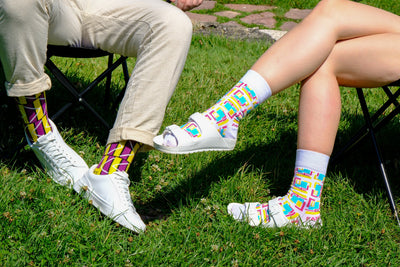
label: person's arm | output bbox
[169,0,203,12]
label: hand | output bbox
[171,0,203,12]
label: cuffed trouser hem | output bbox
[107,127,155,152]
[6,74,52,97]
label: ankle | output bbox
[201,112,239,139]
[94,141,140,175]
[16,93,52,143]
[278,188,323,224]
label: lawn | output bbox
[1,0,400,266]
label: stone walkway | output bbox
[185,1,311,41]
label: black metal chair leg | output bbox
[331,87,400,165]
[357,88,400,227]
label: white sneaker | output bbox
[27,120,89,187]
[73,165,146,233]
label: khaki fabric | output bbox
[0,0,193,149]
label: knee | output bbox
[169,8,193,35]
[309,0,348,22]
[155,7,193,44]
[301,57,336,87]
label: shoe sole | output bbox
[153,134,236,154]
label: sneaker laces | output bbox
[113,173,137,213]
[39,134,78,170]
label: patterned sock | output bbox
[257,149,329,226]
[15,92,52,143]
[93,140,141,175]
[164,70,272,146]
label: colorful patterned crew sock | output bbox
[15,92,52,143]
[93,140,142,175]
[257,149,330,226]
[164,70,272,146]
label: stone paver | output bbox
[240,12,276,28]
[191,0,216,10]
[284,8,312,20]
[280,21,298,31]
[214,11,241,19]
[220,21,246,28]
[186,3,312,42]
[259,29,287,41]
[186,12,217,23]
[225,4,275,12]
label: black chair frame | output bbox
[46,45,130,129]
[331,80,400,227]
[0,46,130,159]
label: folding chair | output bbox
[0,45,130,159]
[331,80,400,227]
[46,45,130,129]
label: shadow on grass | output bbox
[137,114,400,223]
[332,121,400,195]
[2,69,400,225]
[137,144,293,221]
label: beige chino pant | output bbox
[0,0,193,149]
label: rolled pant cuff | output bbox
[6,74,52,97]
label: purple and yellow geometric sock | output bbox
[15,92,52,143]
[93,140,142,175]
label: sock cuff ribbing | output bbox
[239,70,272,103]
[295,149,330,174]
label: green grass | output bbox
[1,33,400,266]
[2,1,400,265]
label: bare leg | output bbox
[228,32,400,228]
[154,0,400,155]
[298,32,400,156]
[252,0,400,93]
